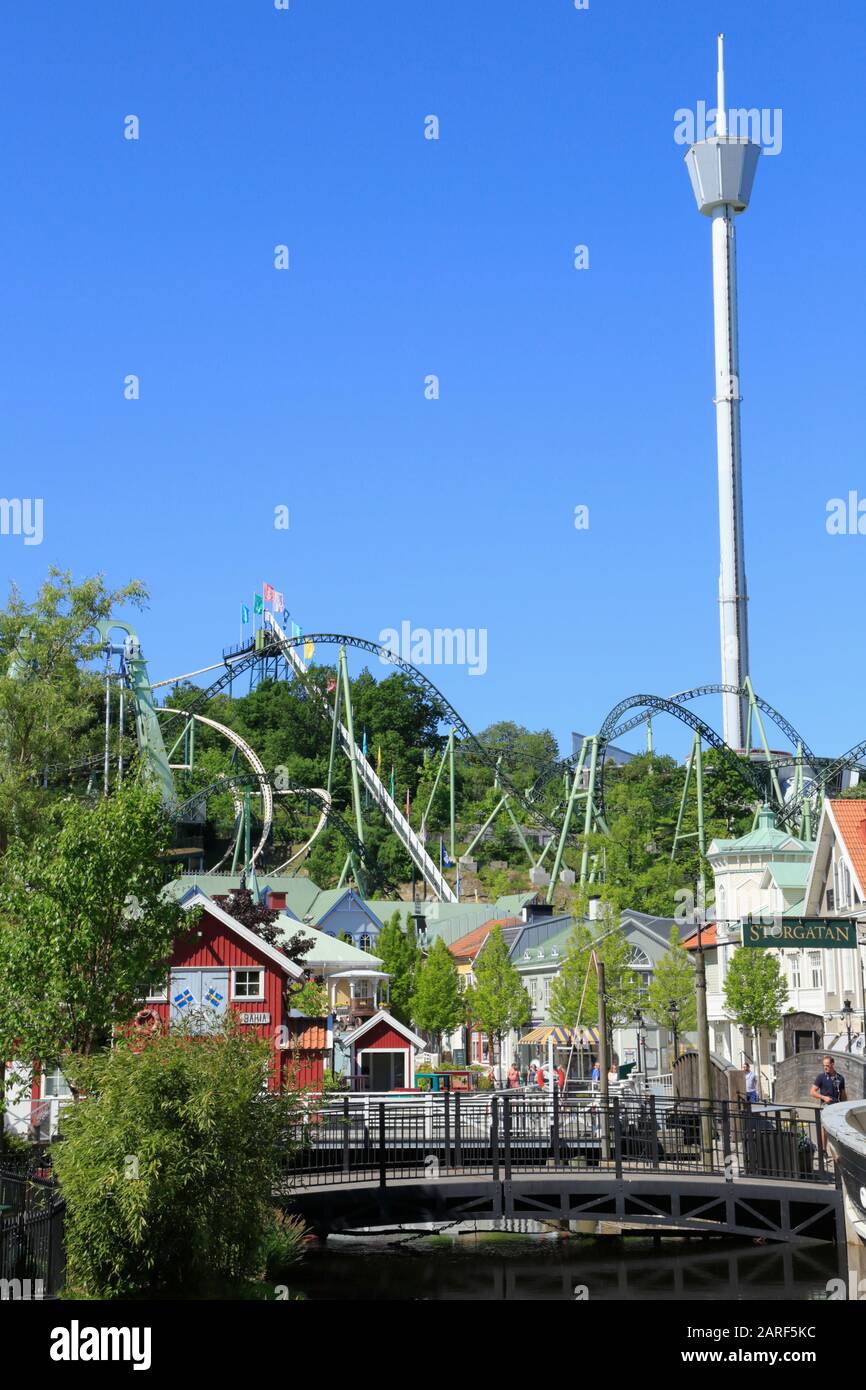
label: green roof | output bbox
[763,860,811,889]
[514,923,574,969]
[709,805,811,857]
[276,917,384,969]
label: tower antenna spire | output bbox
[716,33,727,137]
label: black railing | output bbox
[0,1169,65,1299]
[282,1095,833,1190]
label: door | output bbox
[170,970,229,1031]
[170,970,200,1025]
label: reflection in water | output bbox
[291,1230,842,1302]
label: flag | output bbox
[442,841,453,868]
[405,788,410,818]
[377,746,382,777]
[273,590,285,613]
[241,604,249,624]
[389,765,395,800]
[263,582,275,604]
[327,678,337,694]
[254,594,263,615]
[304,639,315,660]
[362,727,368,758]
[291,621,301,638]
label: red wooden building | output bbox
[343,1011,425,1091]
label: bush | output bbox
[51,1022,302,1298]
[260,1210,309,1282]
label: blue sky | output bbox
[2,1,865,760]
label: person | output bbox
[557,1064,566,1094]
[607,1064,619,1085]
[528,1061,539,1088]
[591,1062,601,1084]
[810,1055,847,1150]
[745,1061,759,1104]
[507,1062,520,1089]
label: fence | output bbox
[283,1093,834,1190]
[0,1164,65,1299]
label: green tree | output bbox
[375,910,418,1024]
[52,1021,300,1298]
[548,923,598,1028]
[0,784,191,1069]
[465,926,530,1075]
[548,901,640,1059]
[646,925,697,1059]
[723,947,789,1079]
[0,569,146,848]
[410,937,462,1051]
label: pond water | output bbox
[287,1229,842,1302]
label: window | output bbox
[41,1067,72,1100]
[790,955,801,990]
[808,951,823,990]
[543,978,552,1007]
[139,977,167,1002]
[358,933,373,953]
[232,968,264,1000]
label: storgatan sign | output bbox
[742,918,859,949]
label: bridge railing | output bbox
[282,1094,833,1189]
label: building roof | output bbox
[825,800,866,898]
[342,1009,426,1050]
[761,860,811,890]
[180,890,305,978]
[448,918,522,961]
[275,916,384,971]
[683,923,718,950]
[708,804,811,859]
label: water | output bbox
[289,1229,842,1301]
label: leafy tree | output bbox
[723,947,789,1078]
[549,923,599,1028]
[223,883,314,965]
[465,926,530,1073]
[646,925,697,1056]
[290,978,328,1016]
[410,937,462,1051]
[548,901,640,1058]
[0,569,146,848]
[0,784,190,1069]
[52,1021,300,1297]
[375,910,418,1024]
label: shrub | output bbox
[51,1021,301,1298]
[260,1210,309,1283]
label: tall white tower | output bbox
[685,35,761,751]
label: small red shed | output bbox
[344,1011,425,1092]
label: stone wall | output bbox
[775,1048,866,1104]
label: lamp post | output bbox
[633,1007,645,1081]
[842,997,854,1053]
[669,999,680,1070]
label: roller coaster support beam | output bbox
[579,737,600,888]
[103,659,111,796]
[505,800,536,868]
[422,737,450,832]
[547,742,589,904]
[339,646,367,895]
[744,677,784,807]
[449,728,456,863]
[326,664,343,798]
[462,796,508,863]
[646,716,653,762]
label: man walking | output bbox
[810,1055,847,1151]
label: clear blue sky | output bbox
[2,1,865,760]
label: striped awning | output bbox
[518,1025,600,1047]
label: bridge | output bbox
[283,1093,843,1245]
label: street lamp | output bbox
[669,999,680,1068]
[633,1007,645,1079]
[842,997,854,1053]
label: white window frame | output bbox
[231,967,265,1002]
[808,951,823,991]
[142,979,168,1003]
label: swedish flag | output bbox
[204,986,224,1007]
[174,988,195,1010]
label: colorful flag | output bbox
[442,841,453,868]
[326,678,337,694]
[253,593,263,615]
[362,727,368,758]
[263,582,275,604]
[389,765,395,800]
[241,603,250,624]
[304,639,315,660]
[273,590,285,613]
[377,746,382,777]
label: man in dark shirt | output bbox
[810,1055,847,1149]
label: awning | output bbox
[518,1025,600,1047]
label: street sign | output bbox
[741,918,859,949]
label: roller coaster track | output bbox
[776,735,866,826]
[174,625,566,879]
[174,773,394,895]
